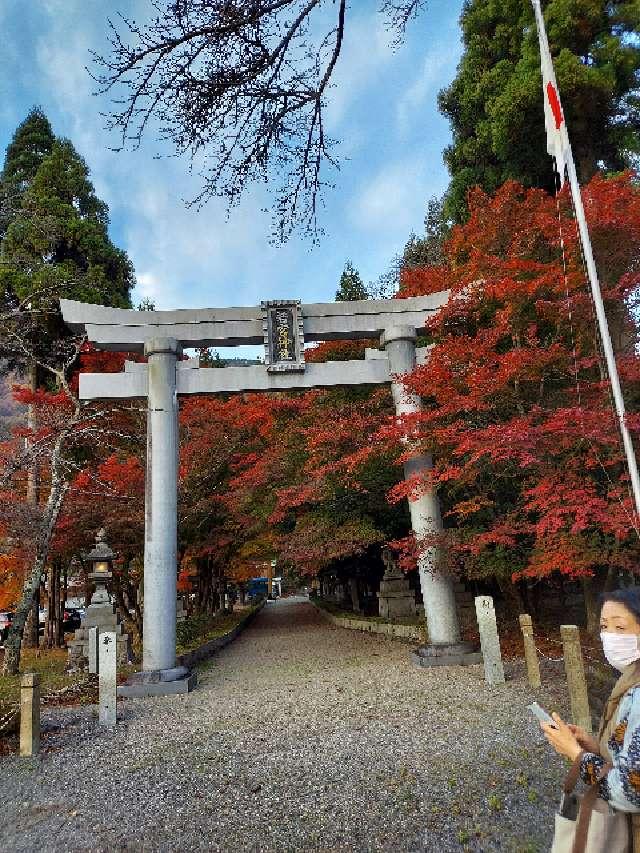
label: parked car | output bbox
[38,607,46,634]
[0,611,13,643]
[247,576,268,601]
[62,607,82,633]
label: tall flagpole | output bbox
[531,0,640,528]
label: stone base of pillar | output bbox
[410,642,482,668]
[67,600,131,672]
[176,597,187,623]
[377,568,416,620]
[117,666,197,698]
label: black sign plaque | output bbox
[261,300,305,373]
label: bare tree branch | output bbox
[91,0,426,242]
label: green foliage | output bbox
[0,648,83,704]
[401,197,451,269]
[198,348,227,368]
[440,0,640,221]
[0,137,134,309]
[335,260,368,302]
[0,108,55,239]
[0,114,134,376]
[175,605,261,653]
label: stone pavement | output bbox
[0,597,566,852]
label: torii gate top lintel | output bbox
[61,293,449,400]
[60,292,449,352]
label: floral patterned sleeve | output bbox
[579,752,611,800]
[581,688,640,813]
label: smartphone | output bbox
[527,702,557,727]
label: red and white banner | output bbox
[531,0,570,185]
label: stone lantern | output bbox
[85,528,114,606]
[377,547,417,620]
[67,529,131,672]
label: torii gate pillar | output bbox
[382,326,480,666]
[143,338,181,673]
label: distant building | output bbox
[223,358,263,367]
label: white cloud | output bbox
[352,157,426,234]
[30,3,303,310]
[324,9,397,132]
[396,48,453,138]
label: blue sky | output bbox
[0,0,464,315]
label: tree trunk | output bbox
[196,557,207,614]
[25,360,39,506]
[23,361,40,649]
[22,590,40,649]
[59,564,67,646]
[54,561,61,647]
[124,578,143,639]
[44,562,54,648]
[496,575,524,617]
[114,583,141,651]
[2,441,69,675]
[578,151,598,185]
[525,581,542,618]
[349,576,361,613]
[558,575,567,610]
[582,576,600,636]
[603,564,618,594]
[212,575,221,614]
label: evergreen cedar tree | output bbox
[335,262,368,302]
[440,0,640,222]
[0,108,55,240]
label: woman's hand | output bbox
[541,713,584,761]
[567,724,600,755]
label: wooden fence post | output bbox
[19,672,40,757]
[519,614,541,689]
[560,624,592,734]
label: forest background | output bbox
[1,0,640,672]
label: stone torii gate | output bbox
[62,294,478,695]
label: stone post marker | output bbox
[475,596,506,685]
[560,624,592,734]
[20,672,40,757]
[99,631,117,726]
[518,614,541,689]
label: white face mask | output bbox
[600,632,640,671]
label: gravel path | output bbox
[0,596,569,852]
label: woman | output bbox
[542,588,640,847]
